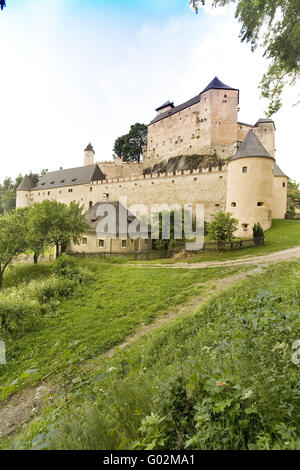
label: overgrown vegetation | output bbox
[0,257,237,406]
[5,260,299,450]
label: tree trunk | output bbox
[0,270,3,291]
[56,243,60,259]
[33,253,38,264]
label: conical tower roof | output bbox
[17,175,34,191]
[231,130,273,161]
[274,163,287,177]
[85,143,94,152]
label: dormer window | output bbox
[72,178,77,182]
[60,179,65,183]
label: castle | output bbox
[17,77,288,244]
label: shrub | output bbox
[208,211,238,251]
[52,254,78,279]
[0,298,41,334]
[36,278,77,303]
[52,254,93,284]
[252,223,265,246]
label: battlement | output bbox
[90,164,227,185]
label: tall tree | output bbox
[113,123,147,163]
[27,200,88,259]
[190,0,300,116]
[0,172,41,214]
[0,210,27,289]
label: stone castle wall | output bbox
[24,166,228,221]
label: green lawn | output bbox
[5,260,300,450]
[0,258,239,405]
[143,219,300,264]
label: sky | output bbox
[0,0,299,182]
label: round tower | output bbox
[16,175,33,208]
[84,143,95,166]
[272,163,288,219]
[226,130,275,238]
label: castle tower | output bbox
[84,143,95,166]
[226,130,275,237]
[254,118,276,159]
[199,77,239,157]
[272,163,288,219]
[16,175,33,208]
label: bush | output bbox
[0,298,41,334]
[208,212,239,251]
[52,255,78,279]
[36,278,77,304]
[52,254,94,284]
[252,223,265,246]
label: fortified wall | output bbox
[23,165,228,221]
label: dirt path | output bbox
[1,248,299,440]
[128,246,300,269]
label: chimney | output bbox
[84,143,95,166]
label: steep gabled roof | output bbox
[150,77,239,125]
[200,76,238,94]
[231,130,273,161]
[274,163,288,177]
[155,101,174,112]
[34,164,105,190]
[85,201,149,237]
[17,175,34,191]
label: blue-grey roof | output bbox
[155,101,174,112]
[34,164,105,190]
[17,175,34,191]
[200,76,238,94]
[150,77,238,125]
[231,130,273,161]
[274,163,287,177]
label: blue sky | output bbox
[0,0,299,180]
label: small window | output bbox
[121,239,127,248]
[82,237,87,245]
[68,189,73,193]
[257,202,264,207]
[215,203,220,207]
[283,182,286,188]
[98,239,104,248]
[90,187,93,192]
[144,239,149,245]
[231,202,237,207]
[48,191,50,196]
[242,166,248,173]
[242,223,249,231]
[89,201,93,208]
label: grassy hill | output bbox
[0,219,300,450]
